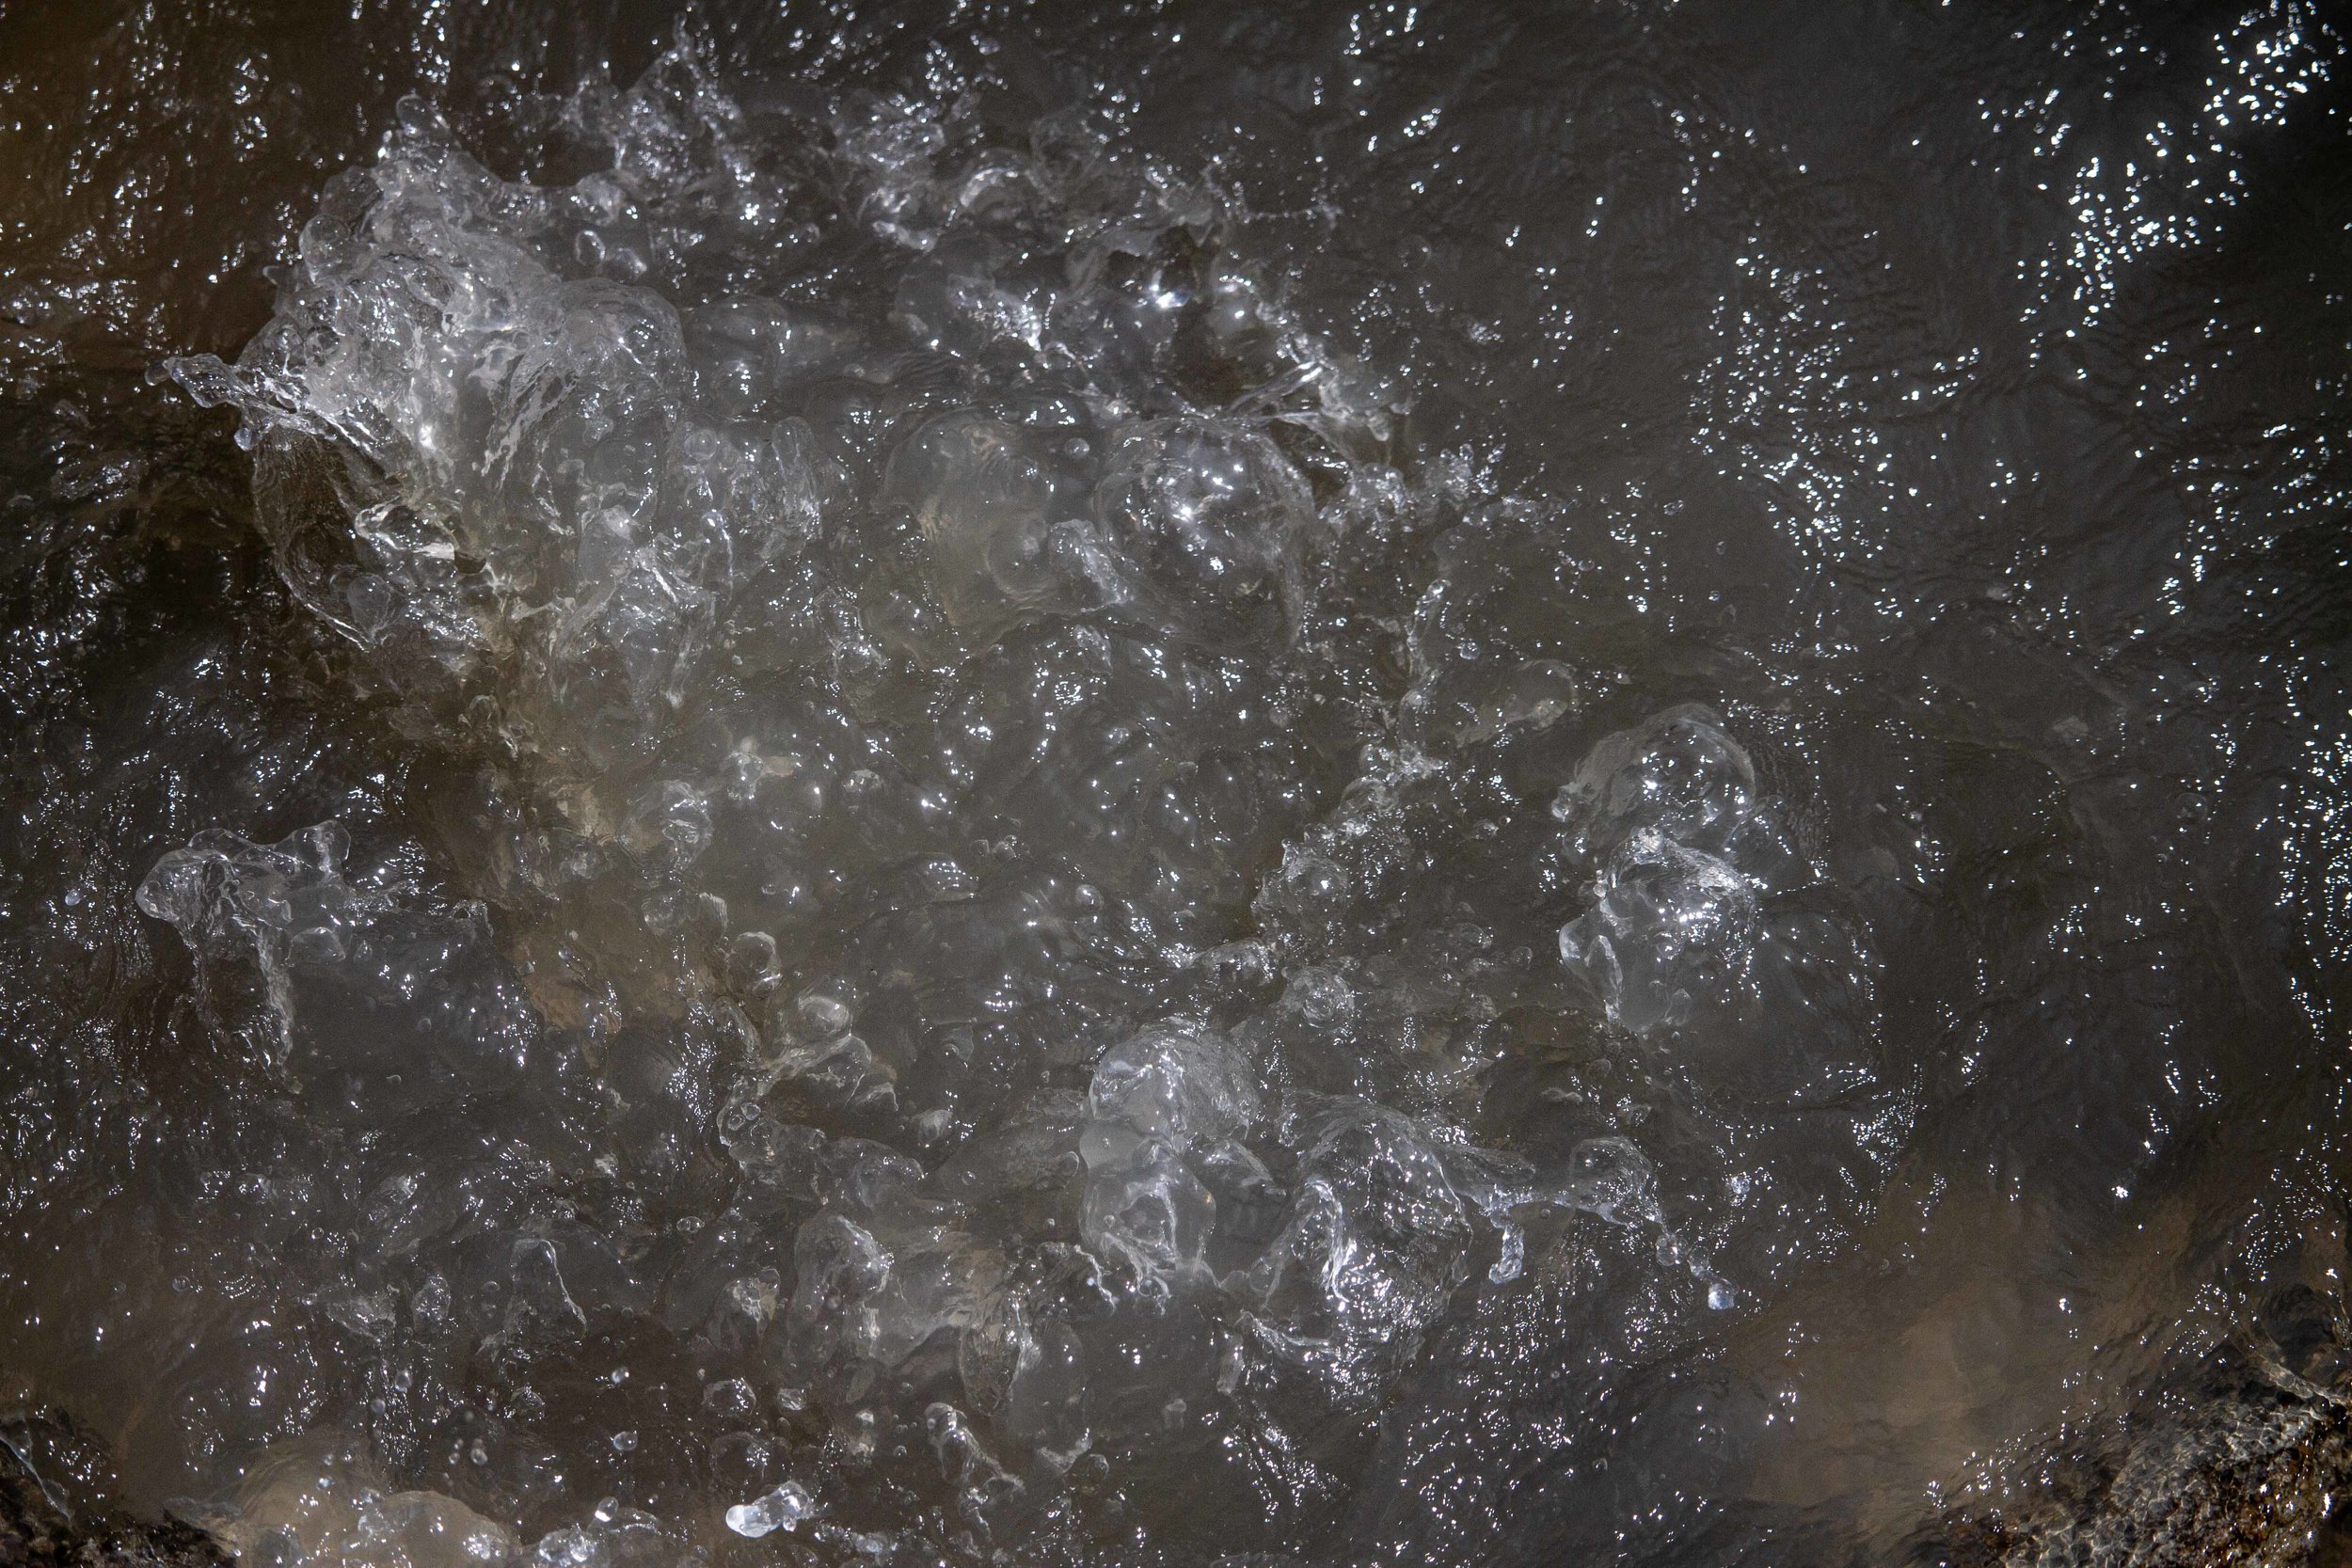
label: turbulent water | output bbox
[3,1,2350,1564]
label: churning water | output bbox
[3,1,2350,1563]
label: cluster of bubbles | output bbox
[149,35,1869,1565]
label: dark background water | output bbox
[3,1,2350,1563]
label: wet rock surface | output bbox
[0,1396,230,1568]
[1930,1313,2352,1568]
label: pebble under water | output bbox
[4,2,2352,1564]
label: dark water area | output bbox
[3,1,2350,1564]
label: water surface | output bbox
[2,2,2348,1564]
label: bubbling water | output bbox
[142,33,1875,1567]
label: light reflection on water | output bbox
[0,2,2347,1564]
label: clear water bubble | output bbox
[1092,417,1311,637]
[723,1481,814,1539]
